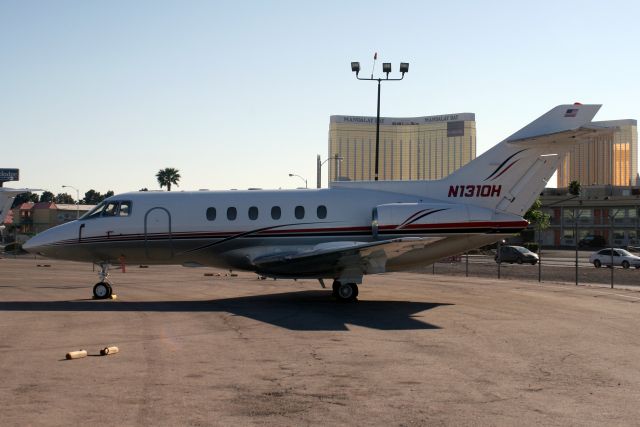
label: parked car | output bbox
[495,245,539,265]
[578,235,606,248]
[589,248,640,269]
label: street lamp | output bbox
[316,154,343,188]
[288,173,307,189]
[62,185,80,219]
[351,56,409,181]
[609,208,623,289]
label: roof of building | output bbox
[592,119,637,127]
[16,202,96,211]
[330,113,476,125]
[33,202,56,209]
[55,204,95,211]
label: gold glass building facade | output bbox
[557,119,638,187]
[328,113,476,181]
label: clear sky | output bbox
[1,0,639,196]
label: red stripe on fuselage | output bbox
[51,221,528,246]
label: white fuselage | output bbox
[23,186,524,278]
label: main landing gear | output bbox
[332,280,359,302]
[92,263,113,299]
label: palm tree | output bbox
[156,168,181,191]
[568,180,581,196]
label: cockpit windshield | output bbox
[81,201,106,219]
[80,200,132,220]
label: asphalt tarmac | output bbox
[1,256,639,426]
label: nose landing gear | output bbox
[93,282,113,299]
[92,263,114,299]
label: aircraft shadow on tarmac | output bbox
[0,290,450,331]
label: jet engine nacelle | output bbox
[372,202,509,238]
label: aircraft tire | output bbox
[93,282,112,299]
[336,283,358,302]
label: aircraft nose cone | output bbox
[22,222,76,257]
[22,235,42,253]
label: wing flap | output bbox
[251,237,443,281]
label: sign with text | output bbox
[0,169,19,182]
[331,112,475,125]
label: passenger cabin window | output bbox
[248,206,258,220]
[317,205,327,219]
[227,207,237,221]
[271,206,281,220]
[295,206,305,220]
[206,207,217,221]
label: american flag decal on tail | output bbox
[564,108,579,117]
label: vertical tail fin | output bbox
[442,104,608,215]
[0,188,33,224]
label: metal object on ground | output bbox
[65,350,87,360]
[100,346,119,356]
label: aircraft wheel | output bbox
[93,282,112,299]
[336,283,358,302]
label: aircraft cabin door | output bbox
[144,207,173,260]
[372,208,379,240]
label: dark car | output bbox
[578,235,606,248]
[495,245,539,265]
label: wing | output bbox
[251,237,443,283]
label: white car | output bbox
[589,248,640,269]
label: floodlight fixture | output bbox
[349,57,411,181]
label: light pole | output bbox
[62,185,80,219]
[288,173,307,189]
[497,239,505,279]
[609,208,623,289]
[316,154,343,188]
[351,57,409,181]
[572,208,582,286]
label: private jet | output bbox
[23,104,608,301]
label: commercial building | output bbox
[539,186,640,248]
[328,113,476,181]
[539,119,640,248]
[13,202,95,234]
[557,119,638,187]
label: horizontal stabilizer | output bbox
[506,104,601,142]
[508,123,614,146]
